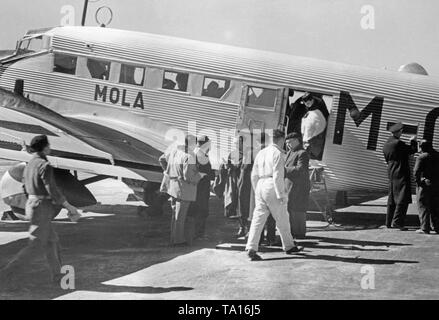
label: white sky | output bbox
[1,0,439,75]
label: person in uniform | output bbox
[190,135,214,239]
[414,140,439,234]
[285,132,311,239]
[382,122,417,230]
[245,129,302,261]
[0,135,81,286]
[166,134,205,246]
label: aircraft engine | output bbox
[0,163,97,220]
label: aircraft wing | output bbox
[0,88,164,182]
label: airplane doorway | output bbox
[284,89,333,161]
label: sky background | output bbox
[1,0,439,76]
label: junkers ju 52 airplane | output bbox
[0,26,438,210]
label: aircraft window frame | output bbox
[246,86,278,111]
[162,70,189,92]
[119,64,146,87]
[201,76,231,99]
[53,53,78,75]
[87,58,111,81]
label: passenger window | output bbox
[202,77,231,99]
[247,86,277,109]
[120,64,145,86]
[162,71,188,92]
[53,53,77,75]
[87,58,111,80]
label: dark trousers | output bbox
[386,202,409,228]
[259,214,276,244]
[431,194,439,232]
[417,186,432,231]
[0,199,62,280]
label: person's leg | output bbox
[266,191,296,252]
[245,183,269,252]
[386,203,396,228]
[45,221,62,281]
[392,203,409,228]
[266,215,276,244]
[417,186,430,232]
[430,192,439,232]
[174,200,191,245]
[291,211,307,239]
[0,199,50,279]
[170,198,177,244]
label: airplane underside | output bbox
[0,86,165,210]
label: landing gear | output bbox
[141,182,168,217]
[122,179,168,217]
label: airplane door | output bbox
[237,84,288,132]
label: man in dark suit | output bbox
[382,122,417,230]
[285,132,311,239]
[414,139,438,234]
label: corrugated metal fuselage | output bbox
[1,26,439,192]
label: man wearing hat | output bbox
[0,135,81,286]
[245,129,302,261]
[285,132,311,239]
[413,139,439,234]
[165,134,205,245]
[189,135,214,239]
[383,122,417,230]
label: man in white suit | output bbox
[245,129,302,261]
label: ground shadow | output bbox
[259,253,418,265]
[305,235,412,247]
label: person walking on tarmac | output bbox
[382,122,417,230]
[414,139,439,234]
[245,129,302,261]
[0,135,81,287]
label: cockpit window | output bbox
[17,36,44,54]
[120,64,145,86]
[53,53,77,75]
[202,77,231,99]
[246,86,277,109]
[87,58,111,80]
[162,71,188,92]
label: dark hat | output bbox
[197,135,210,145]
[286,132,303,141]
[29,135,49,153]
[389,122,404,133]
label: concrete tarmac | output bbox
[0,163,438,300]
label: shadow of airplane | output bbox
[82,284,194,294]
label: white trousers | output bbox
[245,179,296,252]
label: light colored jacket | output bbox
[301,109,327,143]
[165,146,203,201]
[251,144,287,200]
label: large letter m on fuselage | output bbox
[333,91,384,151]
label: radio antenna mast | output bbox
[81,0,89,26]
